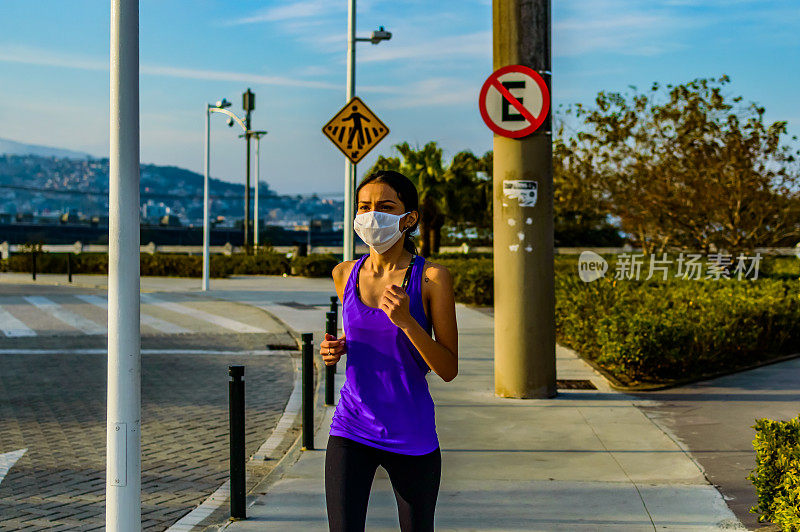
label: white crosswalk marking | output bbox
[0,448,27,487]
[0,305,36,337]
[75,294,191,334]
[22,296,107,335]
[140,293,268,333]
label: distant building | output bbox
[159,215,182,227]
[311,218,333,231]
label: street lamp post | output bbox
[243,89,255,255]
[203,99,248,291]
[249,130,267,252]
[342,0,391,261]
[107,0,140,528]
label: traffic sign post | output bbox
[489,0,556,400]
[323,96,389,164]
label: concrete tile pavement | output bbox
[219,297,746,531]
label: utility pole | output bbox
[492,0,556,398]
[243,88,255,254]
[250,130,267,253]
[107,0,141,528]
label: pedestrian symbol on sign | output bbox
[342,105,371,149]
[323,96,389,164]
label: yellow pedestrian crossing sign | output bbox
[322,96,389,164]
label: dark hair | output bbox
[355,170,419,255]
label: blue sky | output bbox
[0,0,798,195]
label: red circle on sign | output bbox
[478,65,550,139]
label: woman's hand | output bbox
[380,284,414,330]
[321,332,346,366]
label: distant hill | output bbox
[0,152,326,225]
[0,137,92,159]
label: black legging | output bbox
[325,434,441,532]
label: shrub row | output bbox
[0,251,337,278]
[554,273,800,385]
[747,415,800,530]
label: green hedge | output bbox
[430,255,493,305]
[0,251,313,278]
[747,415,800,530]
[0,251,110,274]
[291,253,340,277]
[426,253,800,386]
[554,273,800,385]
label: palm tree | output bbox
[443,150,493,236]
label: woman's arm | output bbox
[389,263,458,382]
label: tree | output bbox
[553,116,623,247]
[442,150,492,236]
[564,75,800,255]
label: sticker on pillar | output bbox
[502,180,538,207]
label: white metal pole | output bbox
[202,105,210,291]
[343,0,356,261]
[107,0,141,529]
[254,136,260,251]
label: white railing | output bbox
[0,241,797,260]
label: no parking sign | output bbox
[479,65,550,138]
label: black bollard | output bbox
[329,295,339,374]
[301,333,314,450]
[67,253,72,283]
[228,365,246,519]
[31,250,37,281]
[325,311,337,406]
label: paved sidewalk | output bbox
[220,300,746,531]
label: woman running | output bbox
[321,169,459,532]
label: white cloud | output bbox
[369,77,479,109]
[141,64,339,90]
[0,45,106,71]
[0,45,340,90]
[224,0,343,26]
[554,10,706,57]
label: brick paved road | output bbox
[0,284,304,530]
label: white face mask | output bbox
[353,210,412,254]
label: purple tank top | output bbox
[329,253,440,455]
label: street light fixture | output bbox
[203,100,248,291]
[342,2,392,262]
[364,25,392,44]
